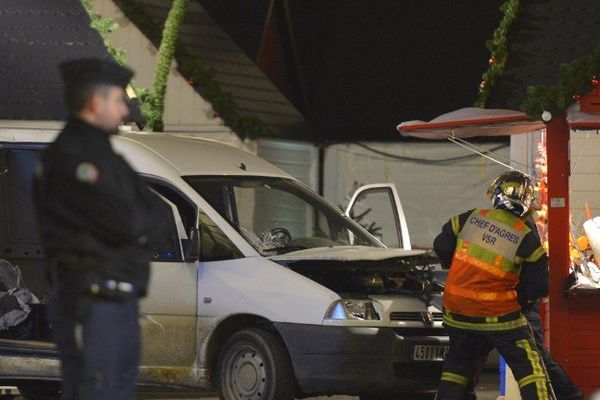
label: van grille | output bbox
[394,327,446,337]
[389,311,443,322]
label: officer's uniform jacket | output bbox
[34,117,169,298]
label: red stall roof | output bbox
[568,103,600,130]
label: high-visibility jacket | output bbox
[443,208,536,317]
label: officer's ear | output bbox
[84,85,111,114]
[65,84,108,114]
[85,95,99,114]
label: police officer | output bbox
[433,171,551,400]
[33,58,170,400]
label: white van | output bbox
[0,128,448,400]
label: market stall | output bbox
[398,100,600,397]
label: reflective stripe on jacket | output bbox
[443,208,529,317]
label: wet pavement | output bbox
[143,370,501,400]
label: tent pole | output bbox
[545,113,570,367]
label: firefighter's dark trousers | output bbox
[462,303,582,400]
[437,325,550,400]
[525,304,583,400]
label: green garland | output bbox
[473,0,600,119]
[147,0,189,132]
[80,0,127,64]
[521,45,600,119]
[80,0,161,126]
[116,0,268,139]
[474,0,521,108]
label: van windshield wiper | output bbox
[263,245,308,255]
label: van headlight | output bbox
[325,300,380,320]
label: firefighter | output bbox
[433,171,550,400]
[462,235,583,400]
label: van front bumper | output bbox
[274,323,448,397]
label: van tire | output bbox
[217,327,296,400]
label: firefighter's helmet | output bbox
[486,171,534,217]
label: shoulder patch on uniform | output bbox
[75,162,99,184]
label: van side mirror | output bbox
[183,227,201,262]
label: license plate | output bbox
[412,344,449,361]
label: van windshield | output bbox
[184,176,381,255]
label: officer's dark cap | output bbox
[59,58,134,89]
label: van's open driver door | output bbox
[345,184,411,250]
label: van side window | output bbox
[147,181,196,234]
[198,211,243,261]
[145,180,193,263]
[0,149,43,249]
[150,199,183,262]
[0,148,46,299]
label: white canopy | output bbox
[398,105,600,139]
[397,107,545,139]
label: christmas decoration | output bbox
[148,0,189,132]
[80,0,126,64]
[521,44,600,119]
[80,0,159,127]
[116,0,268,138]
[474,0,521,108]
[534,131,548,249]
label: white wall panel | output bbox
[323,141,510,248]
[570,130,600,235]
[257,139,318,191]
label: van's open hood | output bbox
[269,246,442,306]
[268,246,426,262]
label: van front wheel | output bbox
[217,328,296,400]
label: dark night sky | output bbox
[199,1,504,141]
